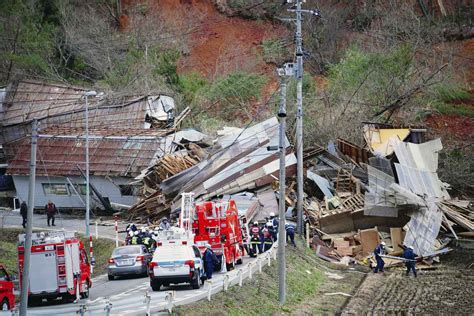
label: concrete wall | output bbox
[12,175,138,210]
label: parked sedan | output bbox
[107,245,152,280]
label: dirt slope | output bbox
[122,0,288,80]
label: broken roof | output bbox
[0,80,174,145]
[6,129,168,177]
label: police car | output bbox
[148,242,205,291]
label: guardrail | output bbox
[6,244,279,315]
[161,243,279,313]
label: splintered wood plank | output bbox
[359,227,380,255]
[390,227,403,252]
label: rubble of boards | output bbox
[128,119,473,268]
[128,117,296,223]
[301,123,472,267]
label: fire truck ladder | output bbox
[180,192,195,231]
[213,201,230,236]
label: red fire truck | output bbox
[0,265,15,311]
[18,231,92,305]
[191,199,244,271]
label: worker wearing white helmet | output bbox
[373,241,386,273]
[131,230,141,245]
[203,244,217,280]
[269,212,279,242]
[403,244,417,277]
[249,221,261,256]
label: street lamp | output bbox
[84,90,96,273]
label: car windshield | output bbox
[112,246,141,256]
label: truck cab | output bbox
[192,200,244,271]
[0,265,15,311]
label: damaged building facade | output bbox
[0,80,190,210]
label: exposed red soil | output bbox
[456,38,474,87]
[425,113,474,141]
[122,0,289,80]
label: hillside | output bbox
[0,0,472,194]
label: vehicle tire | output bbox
[1,299,9,311]
[150,279,161,291]
[191,269,200,289]
[108,274,115,281]
[81,280,90,299]
[28,297,41,307]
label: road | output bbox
[1,210,125,240]
[1,210,147,306]
[24,251,268,315]
[1,210,271,315]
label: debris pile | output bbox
[299,123,472,267]
[128,117,296,222]
[127,118,472,269]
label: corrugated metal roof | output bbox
[161,117,296,200]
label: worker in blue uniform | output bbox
[269,212,279,241]
[285,224,296,247]
[203,244,218,280]
[373,241,386,273]
[403,245,417,277]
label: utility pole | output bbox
[277,63,292,305]
[20,119,38,316]
[295,0,304,235]
[84,90,97,273]
[286,0,320,235]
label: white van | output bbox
[148,244,205,291]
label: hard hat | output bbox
[129,231,134,237]
[205,244,212,249]
[267,222,273,227]
[134,231,139,236]
[381,241,386,246]
[162,217,168,222]
[408,245,414,250]
[254,221,258,225]
[141,227,147,232]
[270,212,275,217]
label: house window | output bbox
[119,185,139,196]
[43,183,69,195]
[68,183,87,195]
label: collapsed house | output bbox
[0,80,190,211]
[128,118,472,265]
[128,117,297,222]
[305,123,473,264]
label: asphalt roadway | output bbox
[1,210,262,315]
